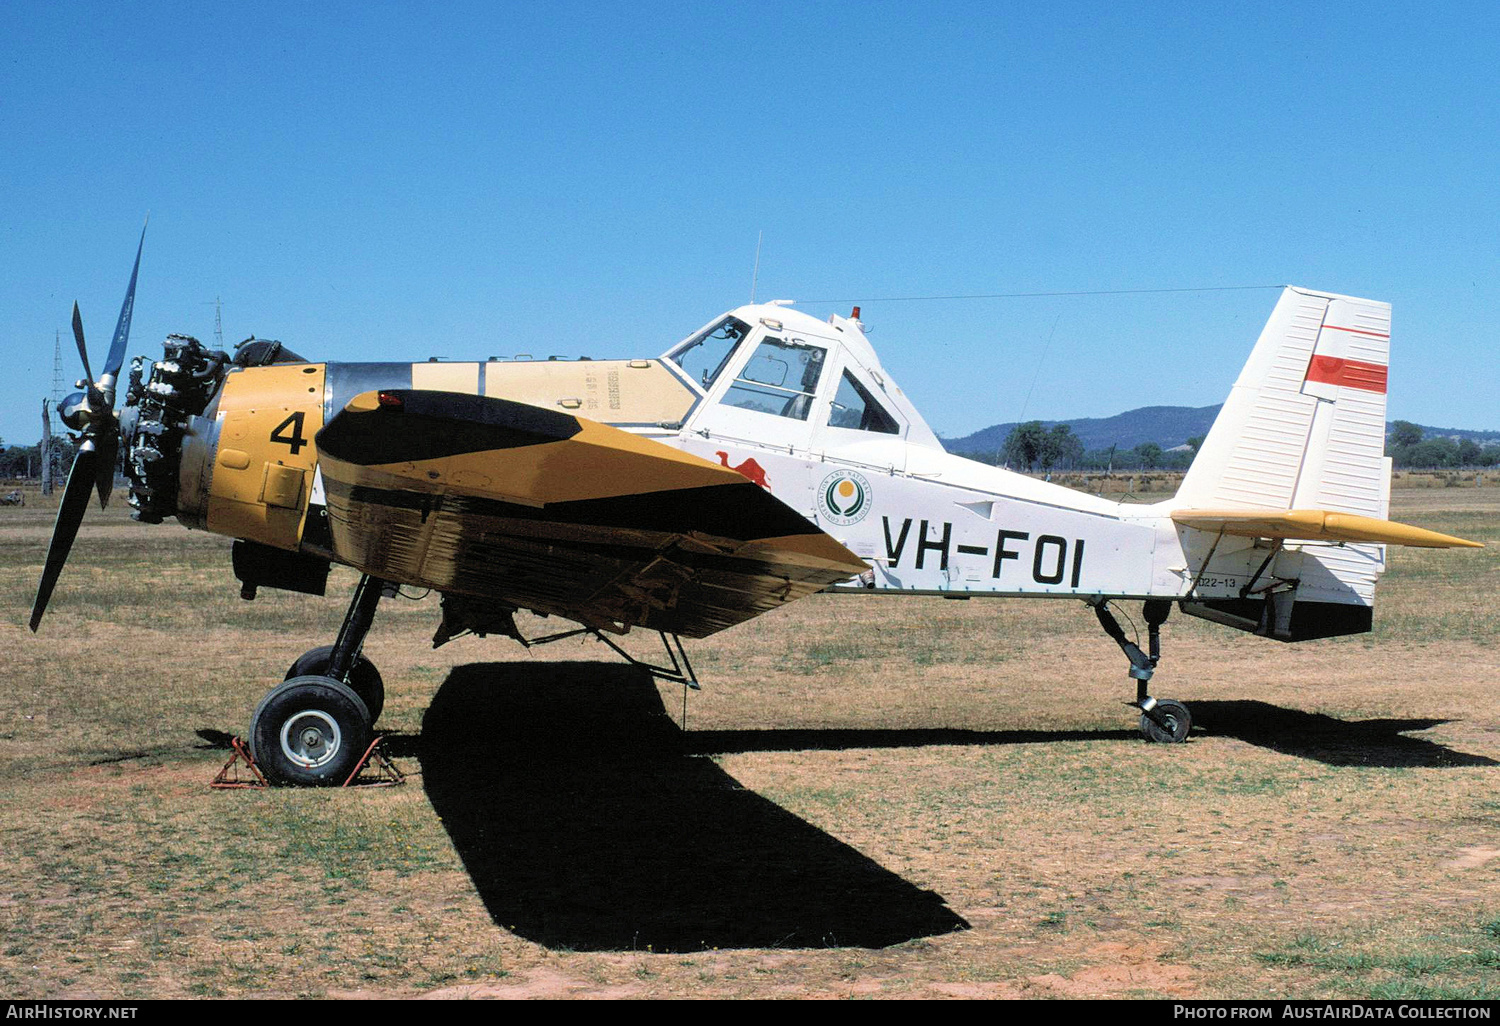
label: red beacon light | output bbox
[377,391,404,410]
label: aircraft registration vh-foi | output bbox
[32,226,1482,785]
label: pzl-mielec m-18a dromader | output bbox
[32,225,1481,785]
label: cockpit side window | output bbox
[828,369,899,434]
[668,316,752,391]
[722,337,827,421]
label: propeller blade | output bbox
[93,432,119,509]
[102,216,148,386]
[29,444,99,632]
[71,302,95,390]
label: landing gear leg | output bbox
[249,575,387,785]
[1093,599,1191,743]
[328,574,385,685]
[281,573,387,720]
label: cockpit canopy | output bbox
[665,305,929,448]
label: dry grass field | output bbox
[1,483,1497,999]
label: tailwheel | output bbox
[249,676,372,786]
[1094,598,1194,744]
[285,645,385,723]
[1138,698,1192,744]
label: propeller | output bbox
[30,218,148,632]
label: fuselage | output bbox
[126,301,1379,640]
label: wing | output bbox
[315,389,869,637]
[1171,508,1482,548]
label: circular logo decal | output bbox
[817,470,872,526]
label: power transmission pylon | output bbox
[41,330,69,495]
[203,297,224,349]
[51,330,64,404]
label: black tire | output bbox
[284,645,385,722]
[1139,699,1192,743]
[249,676,373,786]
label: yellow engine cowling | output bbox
[177,363,326,552]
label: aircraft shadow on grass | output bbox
[192,673,1489,947]
[413,666,1492,951]
[417,661,970,953]
[683,700,1496,769]
[230,665,1488,954]
[1185,700,1498,769]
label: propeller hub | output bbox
[59,391,91,431]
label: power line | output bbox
[795,283,1284,305]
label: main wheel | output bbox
[284,645,385,722]
[250,676,372,786]
[1139,699,1192,744]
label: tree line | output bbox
[1386,421,1500,469]
[964,420,1500,473]
[959,422,1204,472]
[0,438,79,479]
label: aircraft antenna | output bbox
[749,231,763,303]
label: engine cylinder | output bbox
[123,335,228,524]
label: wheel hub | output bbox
[281,710,342,769]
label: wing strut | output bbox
[524,626,701,691]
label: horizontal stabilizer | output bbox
[1171,508,1482,549]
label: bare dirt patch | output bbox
[1025,940,1197,998]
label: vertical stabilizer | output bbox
[1176,286,1390,516]
[1175,287,1393,639]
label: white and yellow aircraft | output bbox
[32,230,1481,784]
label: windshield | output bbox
[722,337,827,421]
[668,316,752,391]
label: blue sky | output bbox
[3,1,1497,448]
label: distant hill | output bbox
[941,406,1500,455]
[942,405,1223,455]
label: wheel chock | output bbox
[341,736,406,788]
[209,735,405,788]
[210,736,269,789]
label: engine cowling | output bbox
[125,336,326,555]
